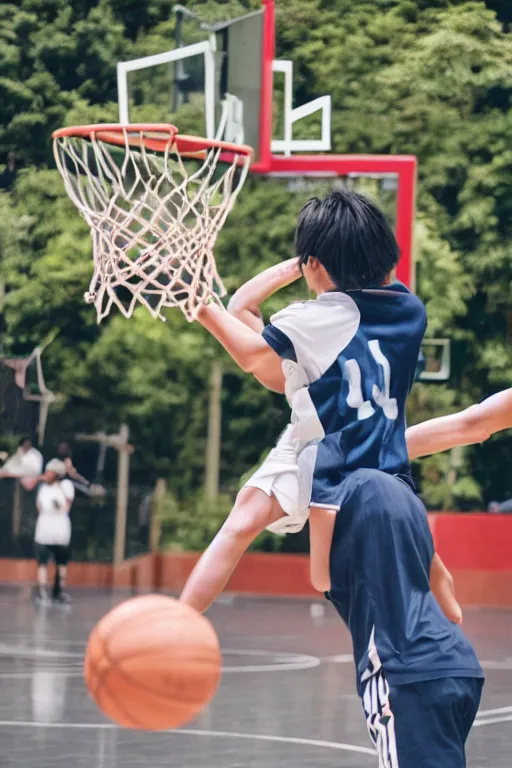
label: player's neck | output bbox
[314,275,338,296]
[312,270,394,296]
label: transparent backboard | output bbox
[118,8,266,163]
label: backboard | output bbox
[254,154,416,289]
[117,2,274,171]
[116,0,415,288]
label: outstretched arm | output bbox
[227,257,302,332]
[406,388,512,461]
[63,457,90,486]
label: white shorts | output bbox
[243,427,318,534]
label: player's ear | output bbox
[307,256,320,271]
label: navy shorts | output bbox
[362,670,483,768]
[35,543,71,567]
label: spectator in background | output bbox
[57,440,91,492]
[34,459,75,607]
[488,498,512,514]
[0,437,43,490]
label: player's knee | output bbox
[221,490,269,542]
[222,515,261,544]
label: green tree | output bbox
[1,0,511,546]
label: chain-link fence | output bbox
[0,479,153,563]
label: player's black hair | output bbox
[295,189,399,290]
[18,436,31,449]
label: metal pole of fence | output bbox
[150,478,166,553]
[113,425,130,567]
[204,359,223,500]
[12,480,22,539]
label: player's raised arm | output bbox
[227,257,302,332]
[406,388,512,460]
[196,303,286,393]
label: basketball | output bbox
[83,595,221,730]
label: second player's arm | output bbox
[406,388,512,460]
[309,506,337,592]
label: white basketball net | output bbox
[53,125,252,322]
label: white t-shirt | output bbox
[34,479,75,546]
[2,447,43,477]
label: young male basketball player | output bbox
[34,459,75,606]
[178,189,500,767]
[180,190,458,619]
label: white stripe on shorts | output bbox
[361,628,399,768]
[362,669,399,768]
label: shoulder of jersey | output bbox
[270,294,358,325]
[269,300,309,324]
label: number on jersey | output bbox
[344,340,398,421]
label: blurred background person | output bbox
[0,436,43,490]
[34,459,75,607]
[57,440,91,491]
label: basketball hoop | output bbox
[52,124,252,322]
[1,335,59,445]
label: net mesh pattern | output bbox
[53,126,252,322]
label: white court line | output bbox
[0,720,376,756]
[0,649,320,678]
[0,643,82,659]
[473,715,512,727]
[480,659,512,670]
[0,671,83,679]
[322,654,354,663]
[222,649,320,673]
[477,705,512,718]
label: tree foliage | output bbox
[0,0,511,551]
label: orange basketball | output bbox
[84,594,221,730]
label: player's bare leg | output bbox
[180,487,286,614]
[53,565,71,605]
[35,564,51,606]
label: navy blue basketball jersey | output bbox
[326,468,484,692]
[262,282,426,509]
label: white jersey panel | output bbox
[269,292,361,383]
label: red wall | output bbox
[1,514,511,608]
[429,513,512,608]
[0,558,111,587]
